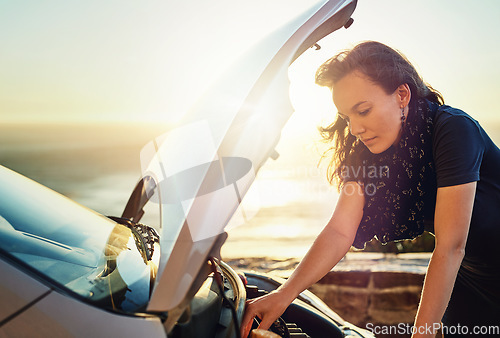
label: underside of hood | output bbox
[121,0,358,319]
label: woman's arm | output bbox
[412,182,476,338]
[240,181,365,337]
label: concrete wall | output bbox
[308,270,425,337]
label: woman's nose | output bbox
[348,118,365,136]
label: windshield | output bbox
[0,166,158,312]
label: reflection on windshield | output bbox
[0,166,158,312]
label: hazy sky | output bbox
[2,0,500,125]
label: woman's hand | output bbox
[240,289,292,338]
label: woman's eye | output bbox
[358,109,370,116]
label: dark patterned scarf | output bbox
[348,99,437,249]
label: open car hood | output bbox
[122,0,357,316]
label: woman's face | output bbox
[332,71,407,154]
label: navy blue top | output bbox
[408,104,500,326]
[345,100,500,325]
[432,106,500,263]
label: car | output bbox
[0,0,374,337]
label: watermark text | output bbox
[366,323,500,336]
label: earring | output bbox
[401,107,406,124]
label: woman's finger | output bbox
[241,316,255,338]
[240,302,257,337]
[256,317,274,332]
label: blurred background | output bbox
[1,0,499,259]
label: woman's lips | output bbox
[361,136,376,145]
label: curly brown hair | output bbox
[315,41,443,189]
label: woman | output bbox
[241,41,500,337]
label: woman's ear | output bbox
[397,83,411,107]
